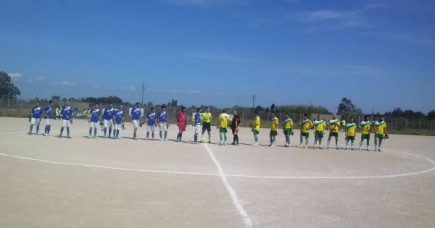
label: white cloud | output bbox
[299,9,373,32]
[183,52,255,63]
[54,81,76,86]
[7,72,22,81]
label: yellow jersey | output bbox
[314,120,326,131]
[375,121,387,134]
[346,123,356,136]
[202,112,212,123]
[329,119,340,133]
[360,121,372,134]
[271,117,279,131]
[252,116,261,131]
[219,113,229,128]
[283,118,293,129]
[301,119,313,133]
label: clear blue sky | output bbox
[1,0,434,113]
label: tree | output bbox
[0,71,21,99]
[428,110,435,120]
[338,97,362,114]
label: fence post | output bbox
[419,119,421,129]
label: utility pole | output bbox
[141,83,146,106]
[251,94,257,109]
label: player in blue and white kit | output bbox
[113,105,124,139]
[158,105,168,141]
[102,104,114,138]
[43,100,54,136]
[146,107,157,139]
[58,100,73,138]
[193,108,202,143]
[29,101,43,135]
[88,104,100,138]
[131,102,142,140]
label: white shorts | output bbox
[147,125,156,132]
[45,119,52,125]
[89,121,98,128]
[62,120,71,128]
[159,123,168,132]
[115,124,123,130]
[104,119,113,128]
[194,124,202,134]
[31,118,40,125]
[132,120,140,128]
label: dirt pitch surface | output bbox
[1,117,435,228]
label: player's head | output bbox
[206,107,210,112]
[349,116,354,122]
[196,108,200,113]
[49,100,53,105]
[332,115,336,119]
[222,110,226,113]
[271,112,276,117]
[181,106,186,111]
[65,100,69,105]
[36,100,40,106]
[284,114,289,119]
[161,104,166,110]
[380,116,384,121]
[303,113,309,119]
[233,110,238,115]
[317,115,322,120]
[150,107,155,112]
[95,103,99,108]
[254,111,259,116]
[364,115,370,121]
[109,103,113,108]
[135,102,140,108]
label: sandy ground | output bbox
[0,117,434,228]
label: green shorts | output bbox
[270,130,277,136]
[284,128,292,136]
[219,127,227,133]
[301,132,309,138]
[361,134,370,140]
[376,134,384,139]
[329,132,338,137]
[315,131,324,139]
[252,130,259,135]
[346,136,355,141]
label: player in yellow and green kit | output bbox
[374,116,388,152]
[218,110,229,145]
[201,107,212,143]
[299,114,313,148]
[345,116,357,150]
[282,114,294,148]
[359,115,372,151]
[327,115,340,149]
[251,111,261,146]
[269,112,279,147]
[313,115,327,149]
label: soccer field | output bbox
[1,117,434,227]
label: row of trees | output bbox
[0,71,21,99]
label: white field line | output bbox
[0,152,217,177]
[203,143,253,228]
[0,150,434,180]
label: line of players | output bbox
[27,101,388,151]
[253,112,389,152]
